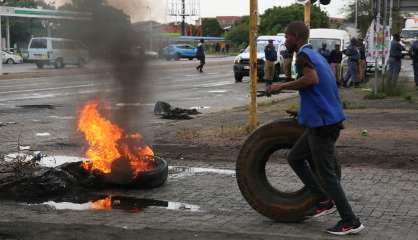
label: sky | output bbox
[50,0,350,23]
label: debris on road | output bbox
[154,101,201,120]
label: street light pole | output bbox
[304,0,311,28]
[355,0,358,29]
[249,0,258,130]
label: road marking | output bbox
[0,83,96,94]
[208,90,228,93]
[195,81,233,88]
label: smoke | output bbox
[59,0,157,182]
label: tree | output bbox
[259,4,329,35]
[202,18,223,37]
[225,16,249,47]
[344,0,402,36]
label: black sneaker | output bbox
[306,199,336,218]
[326,219,365,236]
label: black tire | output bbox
[188,58,194,60]
[6,58,14,64]
[35,62,44,69]
[273,64,281,82]
[234,73,243,82]
[77,58,86,68]
[236,119,319,222]
[54,58,64,69]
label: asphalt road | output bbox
[0,57,293,120]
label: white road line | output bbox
[0,83,101,95]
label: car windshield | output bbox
[30,39,47,49]
[401,30,418,39]
[309,38,341,51]
[244,42,280,53]
[177,45,194,49]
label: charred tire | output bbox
[127,157,168,189]
[6,58,14,64]
[236,119,319,222]
[35,62,44,69]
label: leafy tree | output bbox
[202,18,223,37]
[225,16,249,47]
[343,0,402,36]
[259,4,329,35]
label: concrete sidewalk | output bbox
[0,159,416,239]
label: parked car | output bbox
[233,35,286,82]
[28,37,89,69]
[161,44,197,61]
[1,51,23,64]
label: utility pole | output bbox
[304,0,312,28]
[181,0,186,36]
[355,0,358,29]
[249,0,258,130]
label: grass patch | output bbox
[176,124,251,143]
[341,100,367,109]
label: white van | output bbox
[28,37,89,69]
[309,29,351,79]
[233,35,286,82]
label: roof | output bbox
[309,29,350,39]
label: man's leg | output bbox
[414,61,418,87]
[287,130,327,199]
[307,126,356,223]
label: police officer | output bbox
[387,33,403,85]
[410,36,418,90]
[264,39,278,85]
[343,38,360,87]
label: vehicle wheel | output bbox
[35,62,44,69]
[273,64,281,82]
[54,58,64,69]
[234,73,243,82]
[236,119,319,222]
[188,58,194,60]
[77,58,86,68]
[6,58,14,64]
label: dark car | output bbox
[161,44,197,61]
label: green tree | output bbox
[344,0,402,36]
[259,4,329,35]
[225,16,249,47]
[202,18,223,37]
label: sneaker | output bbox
[306,199,336,218]
[326,219,365,236]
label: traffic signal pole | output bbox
[304,0,311,28]
[249,0,258,131]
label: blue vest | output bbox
[296,46,345,128]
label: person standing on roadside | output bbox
[329,44,343,86]
[267,21,365,236]
[343,38,360,87]
[264,39,278,85]
[318,43,331,63]
[387,33,403,85]
[282,48,294,81]
[196,39,206,73]
[358,39,367,83]
[410,36,418,90]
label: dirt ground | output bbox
[153,79,418,170]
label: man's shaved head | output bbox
[284,21,310,53]
[285,21,310,43]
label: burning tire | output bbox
[236,119,319,222]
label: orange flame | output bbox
[78,101,155,176]
[91,196,112,209]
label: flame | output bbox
[78,101,155,176]
[92,196,112,209]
